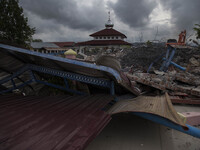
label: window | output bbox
[112,37,114,39]
[116,36,118,39]
[108,37,110,39]
[100,37,102,39]
[104,37,106,39]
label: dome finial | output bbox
[105,11,114,29]
[108,11,111,21]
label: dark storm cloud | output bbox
[160,0,200,31]
[20,0,107,30]
[109,0,158,28]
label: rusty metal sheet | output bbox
[107,93,187,129]
[0,94,113,150]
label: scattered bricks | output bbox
[181,112,200,126]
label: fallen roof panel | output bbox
[107,93,187,129]
[0,94,112,150]
[0,44,121,82]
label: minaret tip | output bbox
[105,11,114,29]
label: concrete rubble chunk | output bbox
[175,73,200,86]
[189,57,200,66]
[126,71,200,97]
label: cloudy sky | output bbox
[19,0,200,43]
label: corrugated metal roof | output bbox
[53,42,75,47]
[0,94,112,150]
[107,93,187,129]
[31,42,59,49]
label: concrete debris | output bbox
[189,57,200,66]
[121,45,166,71]
[126,72,200,97]
[112,45,200,104]
[85,44,200,103]
[154,70,165,75]
[72,44,200,104]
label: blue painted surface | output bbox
[147,52,165,73]
[110,81,115,96]
[163,58,186,71]
[165,47,176,70]
[0,44,121,82]
[11,79,16,88]
[159,45,186,72]
[64,78,69,88]
[0,79,33,94]
[133,112,200,138]
[29,64,111,87]
[0,63,113,95]
[160,46,175,71]
[0,64,28,85]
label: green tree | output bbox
[32,39,43,42]
[0,0,35,46]
[194,24,200,39]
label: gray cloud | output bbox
[109,0,158,28]
[20,0,107,30]
[160,0,200,31]
[18,0,200,42]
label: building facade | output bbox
[30,13,131,55]
[77,12,131,53]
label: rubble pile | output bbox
[126,71,200,96]
[173,48,200,75]
[121,46,200,104]
[120,46,166,70]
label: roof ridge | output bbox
[90,28,126,38]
